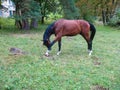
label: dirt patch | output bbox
[93,59,101,65]
[40,54,56,60]
[91,56,99,60]
[91,85,109,90]
[9,47,28,55]
[91,56,101,66]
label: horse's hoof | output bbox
[88,50,92,56]
[44,53,50,57]
[57,51,61,55]
[89,53,92,56]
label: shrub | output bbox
[109,8,120,27]
[82,14,96,23]
[47,13,63,20]
[0,18,15,29]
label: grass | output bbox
[0,24,120,90]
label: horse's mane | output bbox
[43,22,55,41]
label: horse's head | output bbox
[43,39,50,48]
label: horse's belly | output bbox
[63,32,79,36]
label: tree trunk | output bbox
[15,20,22,29]
[40,0,47,24]
[15,2,23,29]
[102,10,106,25]
[41,16,44,24]
[0,24,1,29]
[30,18,38,28]
[22,19,30,30]
[106,8,109,23]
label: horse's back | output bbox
[54,19,82,36]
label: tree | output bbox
[12,0,41,30]
[35,0,61,24]
[109,3,120,26]
[59,0,79,19]
[39,0,48,24]
[94,0,120,25]
[0,0,1,6]
[76,0,96,22]
[76,0,120,24]
[0,0,2,29]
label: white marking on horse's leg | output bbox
[88,50,92,56]
[45,50,50,56]
[57,51,61,55]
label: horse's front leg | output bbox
[57,39,61,55]
[45,35,61,56]
[45,41,56,56]
[45,49,50,56]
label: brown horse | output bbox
[43,19,96,56]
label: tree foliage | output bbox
[11,0,62,29]
[35,0,61,24]
[76,0,96,22]
[0,0,1,29]
[109,7,120,26]
[59,0,79,19]
[76,0,120,24]
[12,0,41,30]
[0,0,1,5]
[1,0,120,29]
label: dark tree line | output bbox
[12,0,41,30]
[1,0,120,30]
[76,0,120,25]
[59,0,79,19]
[11,0,63,30]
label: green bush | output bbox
[47,13,63,20]
[0,17,1,29]
[109,8,120,27]
[82,14,95,23]
[0,18,15,29]
[109,16,119,26]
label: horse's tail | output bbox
[89,23,96,41]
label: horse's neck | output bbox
[44,29,52,40]
[44,22,55,40]
[44,33,50,41]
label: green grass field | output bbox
[0,24,120,90]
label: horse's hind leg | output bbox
[88,41,92,56]
[57,39,61,55]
